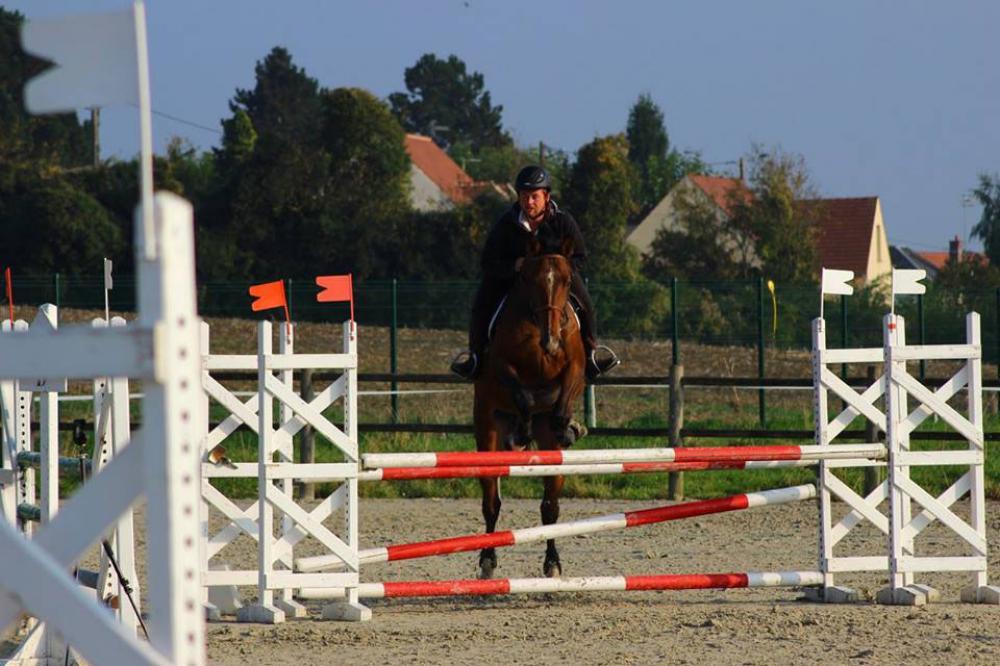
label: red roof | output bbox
[918,252,949,270]
[918,250,988,270]
[809,197,879,277]
[688,175,752,216]
[403,134,476,205]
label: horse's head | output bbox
[520,236,575,356]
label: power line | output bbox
[125,104,222,134]
[150,108,222,134]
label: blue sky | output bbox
[10,1,999,253]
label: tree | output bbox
[563,134,640,279]
[388,53,510,151]
[0,170,123,275]
[626,94,668,211]
[215,47,330,278]
[314,87,412,278]
[971,173,1000,265]
[728,148,821,283]
[0,8,91,168]
[642,192,753,281]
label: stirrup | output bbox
[450,350,479,380]
[587,345,620,380]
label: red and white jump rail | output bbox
[357,458,825,481]
[361,443,885,470]
[296,484,816,573]
[297,570,824,600]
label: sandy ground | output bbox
[198,497,1000,666]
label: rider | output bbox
[450,165,620,381]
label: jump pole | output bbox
[361,443,885,470]
[296,484,816,573]
[358,459,828,481]
[298,571,824,600]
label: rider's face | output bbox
[519,188,550,222]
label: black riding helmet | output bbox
[515,165,551,192]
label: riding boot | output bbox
[451,281,504,381]
[569,273,620,380]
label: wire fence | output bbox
[9,273,1000,365]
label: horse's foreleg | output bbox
[541,474,564,577]
[551,368,585,447]
[478,476,501,579]
[475,398,501,579]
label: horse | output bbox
[472,235,587,579]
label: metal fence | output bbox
[9,273,1000,365]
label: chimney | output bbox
[949,235,963,263]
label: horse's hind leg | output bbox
[541,474,564,577]
[478,477,501,579]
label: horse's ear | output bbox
[528,237,543,256]
[560,236,575,257]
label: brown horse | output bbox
[473,236,587,579]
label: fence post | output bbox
[299,368,316,502]
[757,276,765,426]
[862,364,883,494]
[671,277,680,365]
[54,272,61,308]
[918,293,926,382]
[390,278,398,423]
[668,363,684,501]
[584,384,596,428]
[840,293,848,412]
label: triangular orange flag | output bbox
[315,274,354,321]
[248,279,290,327]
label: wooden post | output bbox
[668,363,684,501]
[299,368,316,502]
[863,364,882,495]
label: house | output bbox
[626,174,752,260]
[891,236,988,279]
[403,133,510,211]
[626,174,892,286]
[810,197,892,287]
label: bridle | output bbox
[521,253,571,327]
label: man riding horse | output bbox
[451,165,620,381]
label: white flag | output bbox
[892,269,927,295]
[103,258,113,291]
[21,6,141,113]
[821,268,854,296]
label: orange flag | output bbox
[248,279,290,325]
[315,274,354,321]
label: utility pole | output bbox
[90,107,100,167]
[538,141,545,166]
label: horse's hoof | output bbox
[543,559,562,578]
[478,553,497,579]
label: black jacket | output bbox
[480,203,587,281]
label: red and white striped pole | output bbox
[297,570,824,600]
[358,459,819,482]
[296,484,815,573]
[361,443,884,470]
